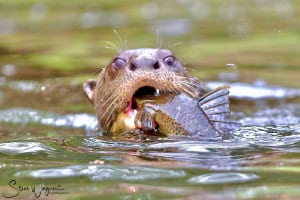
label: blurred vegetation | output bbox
[0,0,299,86]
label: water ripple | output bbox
[0,142,54,155]
[0,108,98,131]
[240,104,300,126]
[188,172,259,184]
[16,165,186,181]
[206,81,300,100]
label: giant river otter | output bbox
[83,48,239,138]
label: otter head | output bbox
[83,48,199,133]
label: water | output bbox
[1,0,300,199]
[0,75,300,199]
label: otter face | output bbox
[83,48,199,133]
[109,49,186,75]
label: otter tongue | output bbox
[115,98,137,131]
[124,98,134,113]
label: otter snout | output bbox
[130,58,160,71]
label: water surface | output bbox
[1,75,300,200]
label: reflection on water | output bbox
[16,165,186,181]
[240,105,300,126]
[206,81,300,100]
[188,172,259,184]
[0,108,97,131]
[0,141,54,154]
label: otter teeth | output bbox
[154,89,160,96]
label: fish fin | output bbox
[198,85,240,137]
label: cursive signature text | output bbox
[2,179,67,198]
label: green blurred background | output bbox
[0,0,299,86]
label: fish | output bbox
[134,85,240,139]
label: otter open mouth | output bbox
[124,86,159,113]
[134,86,158,98]
[115,86,162,132]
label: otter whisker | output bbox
[101,95,118,111]
[103,98,120,129]
[104,46,119,53]
[175,77,203,88]
[102,93,120,117]
[180,80,198,89]
[174,75,190,79]
[175,75,196,80]
[101,80,130,115]
[156,29,163,49]
[101,91,120,116]
[178,83,197,97]
[176,79,198,86]
[104,41,121,52]
[113,29,127,51]
[168,81,181,92]
[165,84,176,94]
[168,42,182,49]
[102,88,132,129]
[169,85,178,94]
[169,85,181,95]
[103,87,127,123]
[180,81,202,89]
[176,76,201,83]
[104,101,121,129]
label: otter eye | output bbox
[163,56,175,66]
[112,57,126,70]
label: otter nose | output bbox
[130,58,160,71]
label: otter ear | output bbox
[83,79,97,103]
